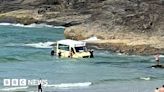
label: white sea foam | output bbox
[24,42,55,48]
[0,86,28,91]
[44,82,92,88]
[5,42,56,48]
[159,55,164,57]
[0,23,65,28]
[83,36,100,42]
[140,77,151,81]
[117,53,124,56]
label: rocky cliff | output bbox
[0,0,164,55]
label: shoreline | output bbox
[64,25,164,55]
[0,21,163,55]
[0,7,163,55]
[86,41,164,56]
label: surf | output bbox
[24,42,55,48]
[139,77,152,81]
[0,86,28,91]
[0,23,65,28]
[44,82,92,88]
[4,42,55,49]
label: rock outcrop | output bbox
[0,0,164,55]
[64,0,164,55]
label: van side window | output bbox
[75,47,84,52]
[58,44,69,51]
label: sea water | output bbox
[0,23,164,92]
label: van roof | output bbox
[57,39,86,47]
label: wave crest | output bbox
[139,77,151,81]
[0,86,28,91]
[0,23,65,28]
[83,36,100,42]
[44,82,92,88]
[24,42,55,48]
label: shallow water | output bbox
[0,23,164,92]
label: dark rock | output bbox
[62,21,81,27]
[151,65,164,68]
[0,0,164,55]
[0,16,17,23]
[0,16,38,25]
[86,42,163,55]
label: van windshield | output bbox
[75,47,85,52]
[58,44,69,51]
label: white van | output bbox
[53,39,93,58]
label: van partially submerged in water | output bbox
[52,39,93,58]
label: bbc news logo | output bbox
[3,79,48,87]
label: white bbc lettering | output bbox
[11,79,19,86]
[3,79,11,86]
[28,79,38,86]
[19,79,27,86]
[3,79,48,86]
[42,80,48,85]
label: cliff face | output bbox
[1,0,163,31]
[64,0,164,38]
[0,0,164,55]
[63,0,164,55]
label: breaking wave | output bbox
[4,41,56,48]
[0,23,65,28]
[24,42,55,48]
[83,36,100,42]
[0,86,28,91]
[44,82,92,88]
[160,55,164,57]
[139,77,151,81]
